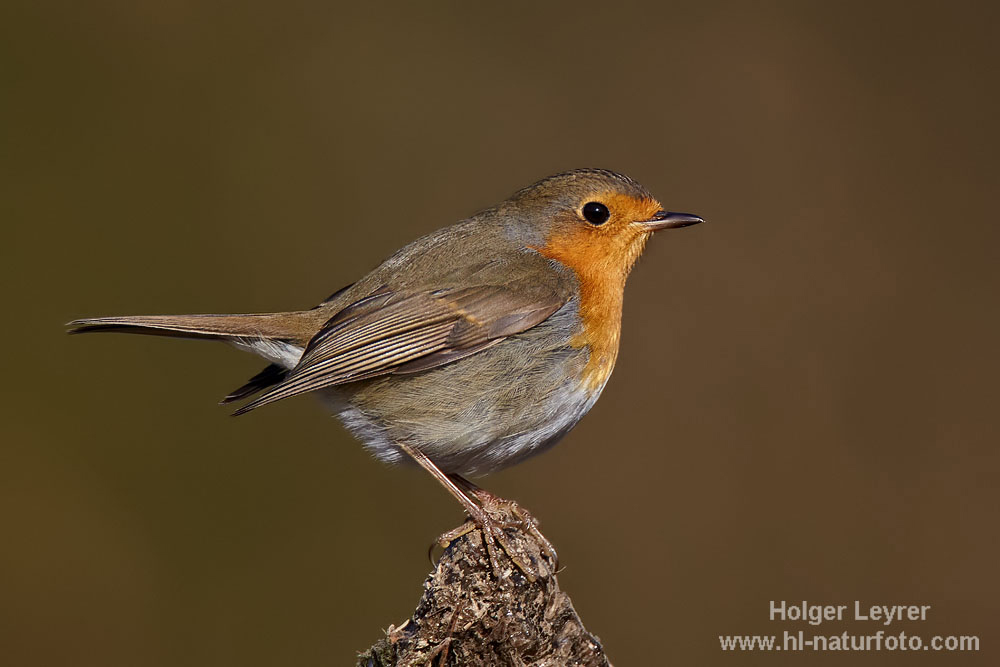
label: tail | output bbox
[67,311,321,344]
[67,311,327,406]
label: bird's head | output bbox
[501,168,702,284]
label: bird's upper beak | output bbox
[636,210,704,231]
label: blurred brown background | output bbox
[2,1,998,665]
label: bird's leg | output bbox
[450,474,559,574]
[395,443,506,576]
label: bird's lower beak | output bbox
[637,211,704,231]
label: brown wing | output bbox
[231,282,566,415]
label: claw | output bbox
[436,518,477,549]
[511,505,559,571]
[435,504,554,582]
[447,504,556,580]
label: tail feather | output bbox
[67,312,322,346]
[220,363,288,404]
[68,310,328,411]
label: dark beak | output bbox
[637,210,704,231]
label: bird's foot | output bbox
[437,491,557,582]
[470,489,559,572]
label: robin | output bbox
[69,168,702,577]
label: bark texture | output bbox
[357,517,611,666]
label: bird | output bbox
[68,168,703,577]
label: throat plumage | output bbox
[534,228,649,392]
[573,286,623,391]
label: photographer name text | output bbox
[770,600,930,626]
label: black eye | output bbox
[582,201,610,225]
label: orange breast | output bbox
[534,225,644,392]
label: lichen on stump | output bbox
[357,515,611,666]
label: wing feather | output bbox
[231,282,566,415]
